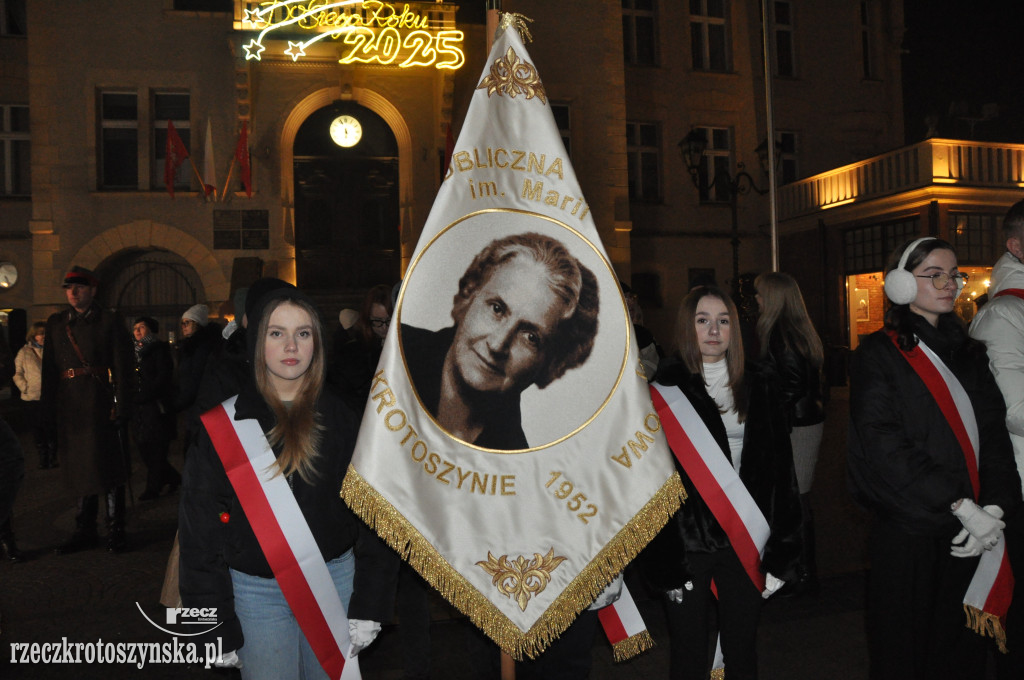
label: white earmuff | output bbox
[884,237,936,305]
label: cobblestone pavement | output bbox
[0,389,912,679]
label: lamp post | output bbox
[679,130,776,292]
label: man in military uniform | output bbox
[41,266,132,553]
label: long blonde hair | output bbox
[675,285,748,422]
[754,272,823,369]
[253,296,326,483]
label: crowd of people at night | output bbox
[2,200,1024,680]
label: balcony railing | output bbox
[778,139,1024,220]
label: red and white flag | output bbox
[164,121,189,198]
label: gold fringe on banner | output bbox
[963,604,1008,654]
[710,667,725,680]
[342,467,686,660]
[611,629,655,662]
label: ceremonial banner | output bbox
[342,18,684,659]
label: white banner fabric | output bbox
[341,21,684,659]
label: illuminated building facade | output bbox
[0,0,1002,365]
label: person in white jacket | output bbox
[13,322,55,469]
[969,198,1024,678]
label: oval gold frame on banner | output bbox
[397,209,631,454]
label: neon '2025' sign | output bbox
[242,0,465,70]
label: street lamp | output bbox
[679,129,777,291]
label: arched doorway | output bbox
[97,249,204,343]
[294,101,400,291]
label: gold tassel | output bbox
[611,630,655,662]
[710,667,725,680]
[497,12,534,43]
[341,467,686,660]
[963,604,1008,654]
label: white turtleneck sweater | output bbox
[703,360,744,473]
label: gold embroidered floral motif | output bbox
[477,47,547,104]
[477,549,566,612]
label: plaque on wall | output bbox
[214,210,269,250]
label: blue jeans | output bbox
[230,550,355,680]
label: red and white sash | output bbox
[597,583,653,661]
[650,381,772,677]
[201,396,359,679]
[891,335,1014,653]
[650,382,770,591]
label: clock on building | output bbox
[330,115,362,148]
[0,262,17,289]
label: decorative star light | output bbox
[284,41,307,61]
[243,39,266,61]
[243,8,268,28]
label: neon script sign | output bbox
[242,0,465,70]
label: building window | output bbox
[1,0,26,36]
[622,0,657,66]
[692,126,732,203]
[843,219,919,273]
[860,1,873,79]
[777,131,798,184]
[551,103,572,158]
[0,104,29,196]
[152,92,191,191]
[100,91,139,189]
[690,0,729,72]
[771,1,795,77]
[951,213,1001,265]
[626,121,660,202]
[172,0,232,10]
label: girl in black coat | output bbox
[653,285,802,680]
[848,237,1020,680]
[179,288,398,678]
[754,271,826,594]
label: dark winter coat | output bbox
[644,360,803,588]
[173,322,223,415]
[762,330,824,428]
[326,324,381,415]
[131,339,175,444]
[848,314,1021,537]
[174,322,223,447]
[41,304,132,495]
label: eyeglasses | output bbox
[370,317,391,329]
[916,272,969,289]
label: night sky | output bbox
[902,0,1024,143]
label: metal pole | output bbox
[761,0,779,272]
[486,0,501,53]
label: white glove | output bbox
[347,619,381,657]
[214,650,243,669]
[588,574,624,610]
[950,528,984,558]
[666,581,694,604]
[762,573,785,599]
[952,499,1005,549]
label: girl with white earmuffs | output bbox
[848,236,1021,680]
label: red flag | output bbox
[234,122,252,198]
[444,123,455,169]
[164,121,189,198]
